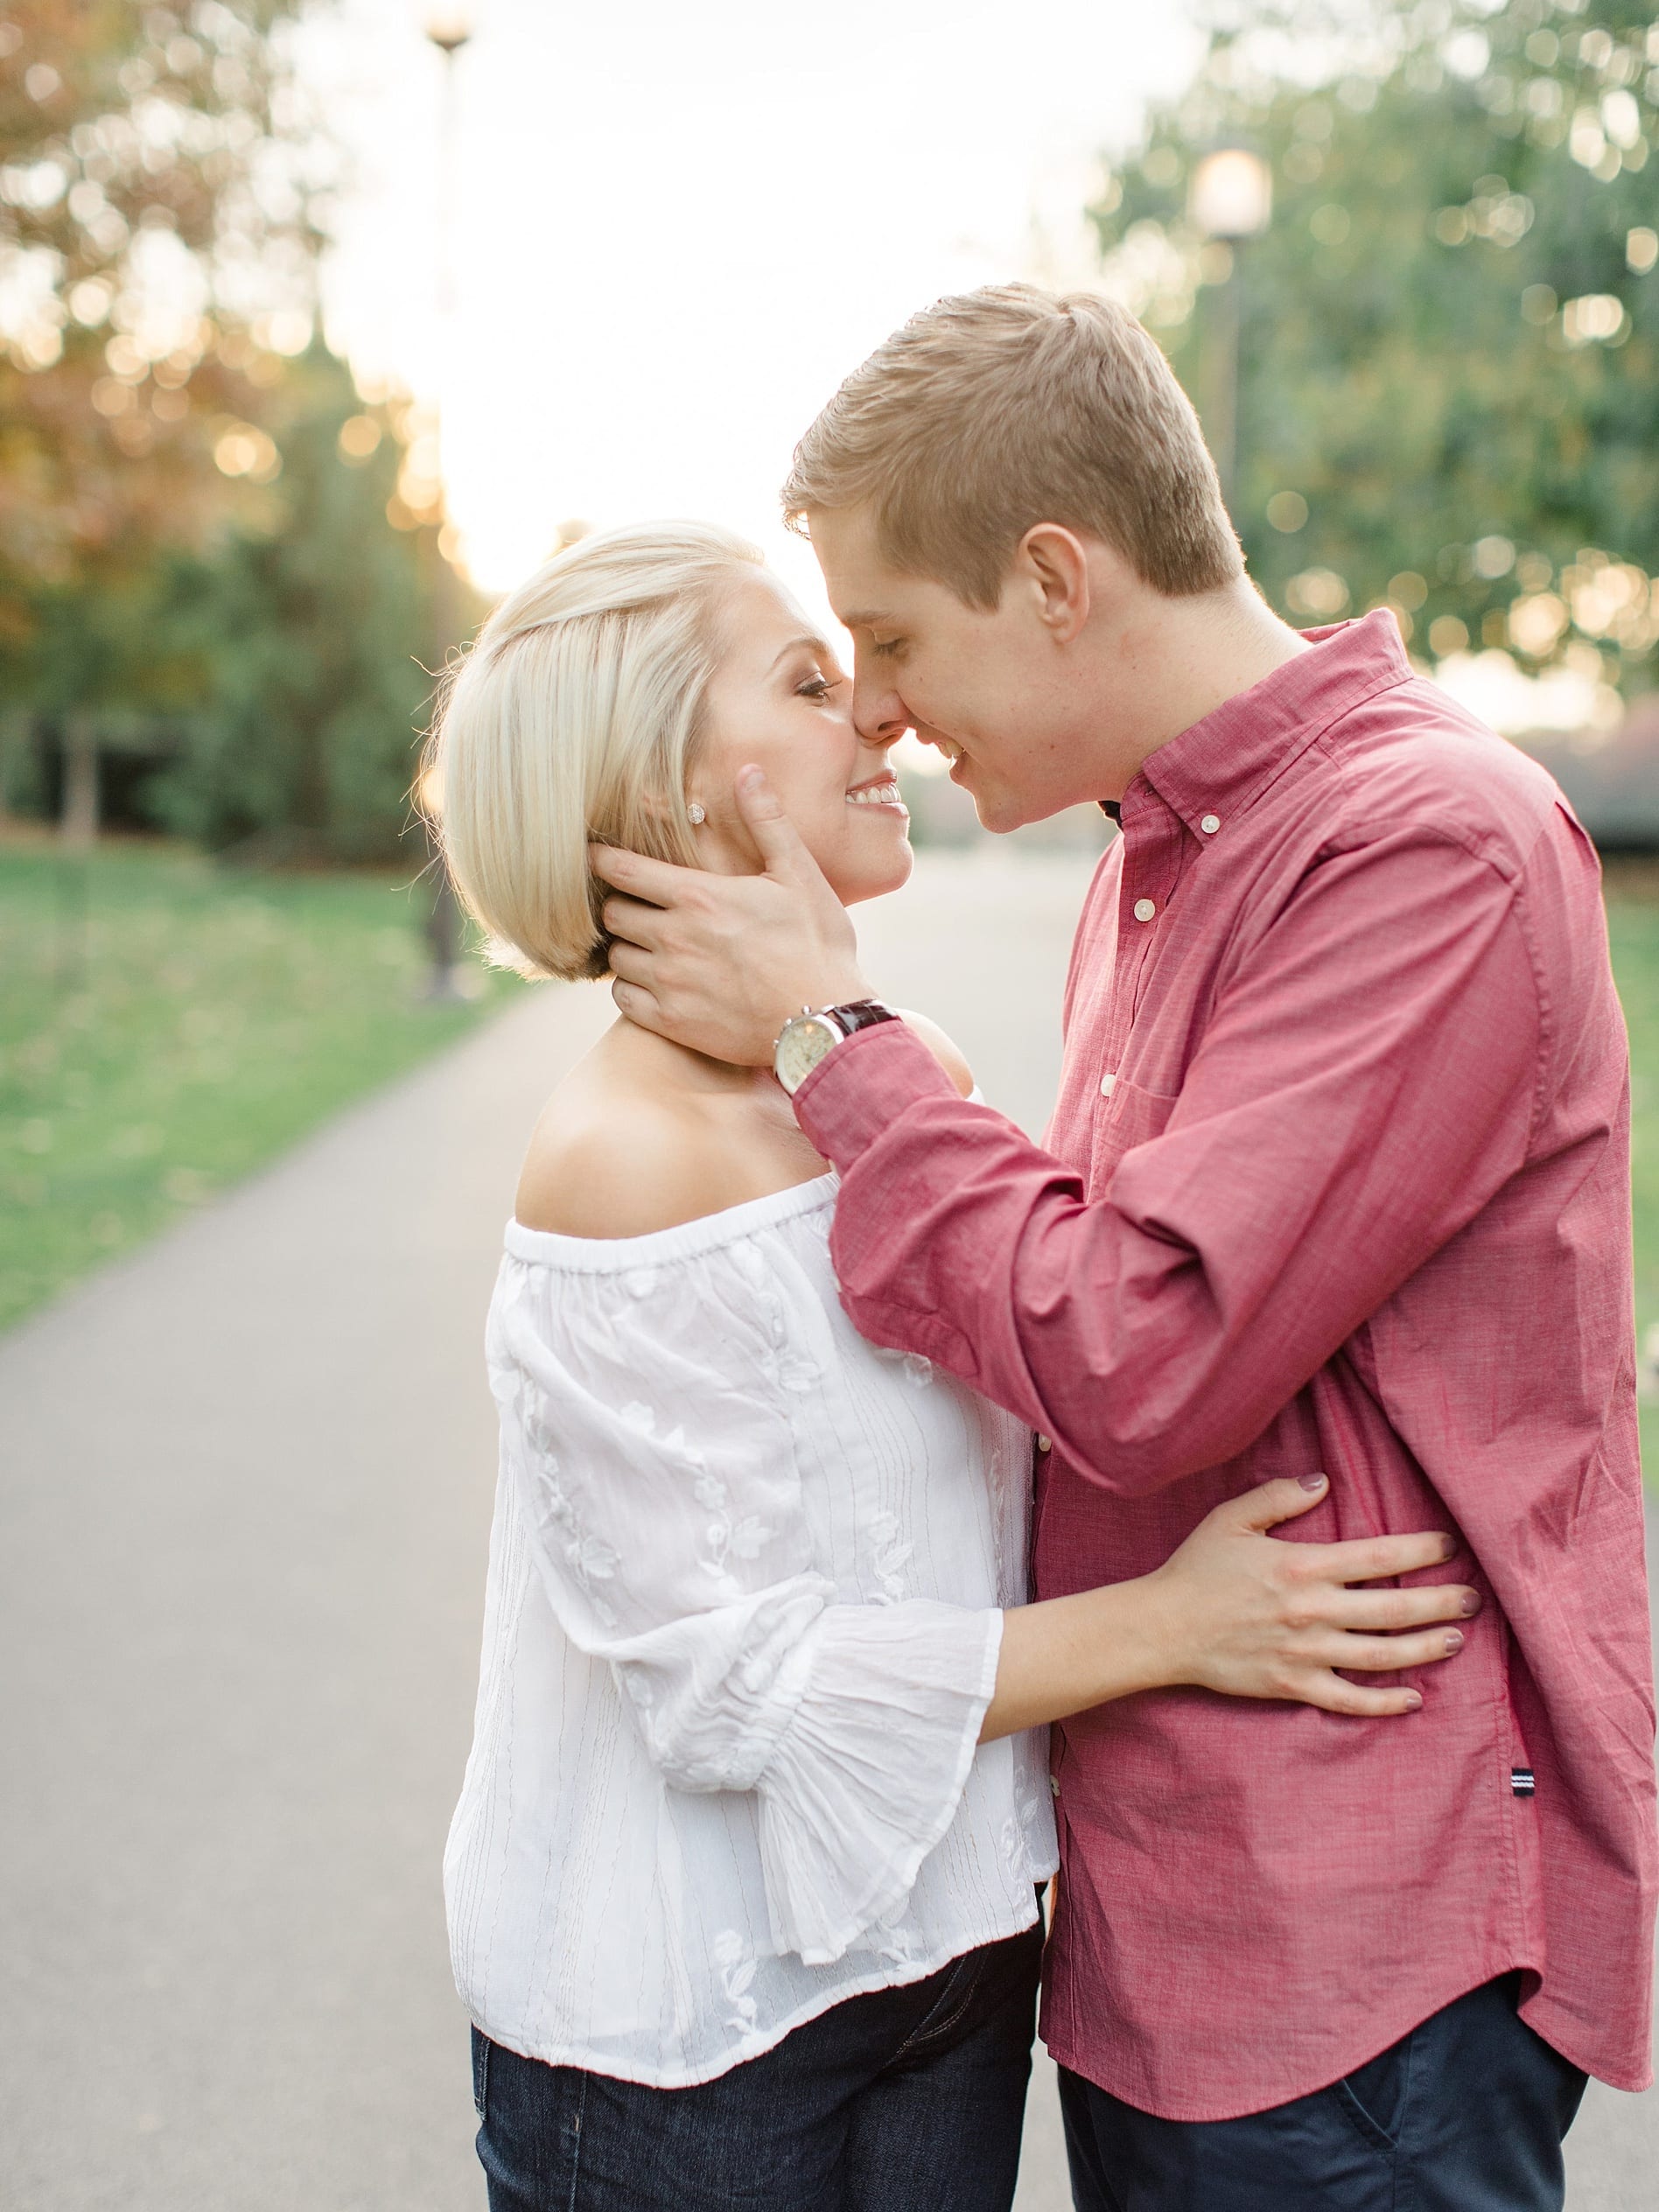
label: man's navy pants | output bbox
[1060,1974,1588,2212]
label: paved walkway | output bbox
[0,849,1651,2208]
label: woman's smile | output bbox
[845,772,908,815]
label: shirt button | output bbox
[1099,1070,1116,1098]
[1200,814,1221,835]
[1132,898,1157,922]
[1050,1774,1061,1797]
[1036,1434,1053,1453]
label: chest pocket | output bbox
[1088,1072,1180,1196]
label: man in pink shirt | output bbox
[592,285,1656,2209]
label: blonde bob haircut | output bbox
[426,521,762,983]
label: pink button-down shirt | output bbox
[794,611,1656,2118]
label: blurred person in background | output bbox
[428,520,1480,2212]
[592,286,1657,2212]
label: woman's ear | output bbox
[631,787,704,844]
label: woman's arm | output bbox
[981,1472,1476,1740]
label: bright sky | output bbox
[304,0,1203,610]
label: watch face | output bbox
[775,1013,844,1095]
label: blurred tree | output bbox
[1090,0,1659,701]
[0,3,318,648]
[141,356,436,860]
[0,4,454,858]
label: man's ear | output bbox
[1017,524,1093,644]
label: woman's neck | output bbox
[599,1012,761,1096]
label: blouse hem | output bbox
[466,1892,1045,2091]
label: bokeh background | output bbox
[3,3,1657,2206]
[9,0,1659,1428]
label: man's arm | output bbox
[792,822,1543,1493]
[592,770,1544,1495]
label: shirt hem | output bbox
[1520,1983,1655,2095]
[1041,1951,1549,2123]
[466,1894,1046,2090]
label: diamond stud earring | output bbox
[688,802,706,824]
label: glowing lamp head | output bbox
[423,4,474,52]
[1189,147,1273,242]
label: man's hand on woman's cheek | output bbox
[590,766,870,1067]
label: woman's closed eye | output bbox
[795,670,844,702]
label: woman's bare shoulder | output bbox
[514,1026,824,1240]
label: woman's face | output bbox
[690,567,912,906]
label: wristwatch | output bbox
[773,1000,898,1096]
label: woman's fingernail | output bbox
[1460,1590,1480,1616]
[1297,1473,1326,1492]
[1438,1535,1459,1561]
[1444,1630,1464,1655]
[1404,1691,1423,1710]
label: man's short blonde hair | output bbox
[425,521,760,982]
[781,283,1242,608]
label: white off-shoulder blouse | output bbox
[444,1171,1058,2089]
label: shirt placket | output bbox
[1114,794,1186,1039]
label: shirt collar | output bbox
[1119,609,1411,839]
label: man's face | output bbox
[808,503,1100,833]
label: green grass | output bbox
[0,836,514,1332]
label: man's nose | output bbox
[851,660,910,749]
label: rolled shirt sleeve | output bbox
[490,1275,1001,1964]
[794,823,1544,1493]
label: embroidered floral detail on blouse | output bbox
[712,1928,760,2035]
[984,1447,1009,1580]
[617,1399,774,1592]
[531,1462,620,1627]
[754,1291,819,1395]
[1003,1780,1048,1875]
[873,1345,934,1389]
[692,1471,772,1592]
[727,1242,820,1394]
[761,1338,820,1395]
[867,1510,915,1605]
[869,1902,920,1970]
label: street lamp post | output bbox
[1188,146,1272,520]
[419,3,472,997]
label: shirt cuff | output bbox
[794,1018,959,1170]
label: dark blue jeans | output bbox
[471,1918,1042,2211]
[1060,1973,1588,2212]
